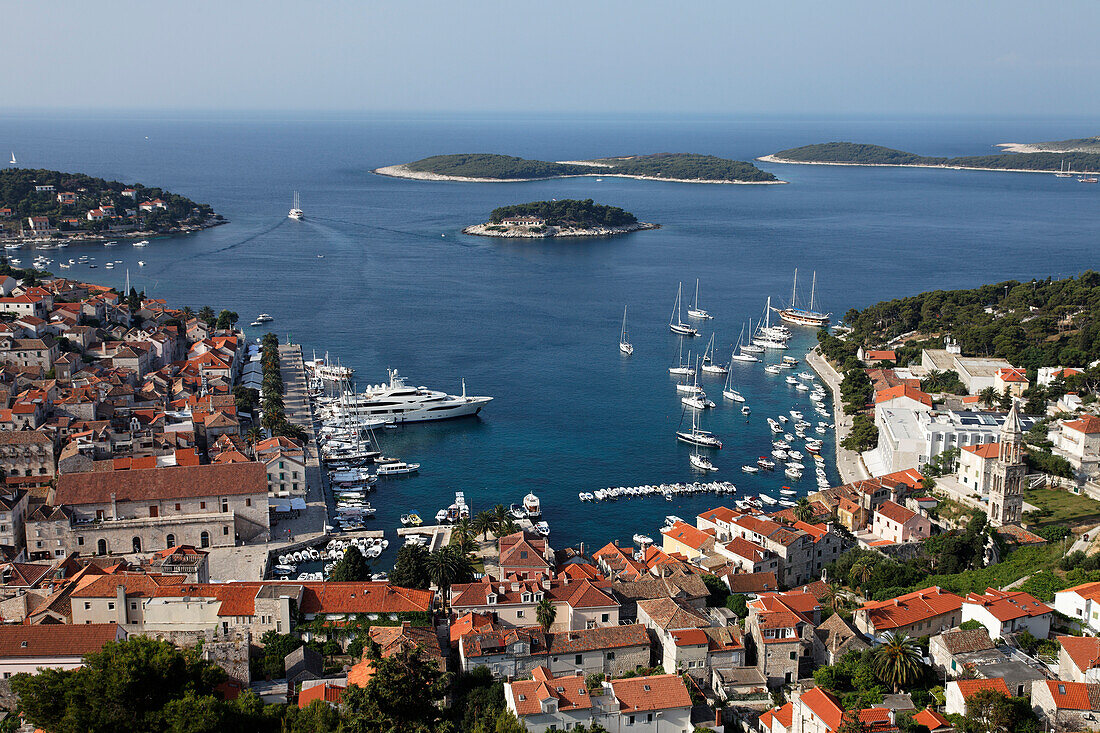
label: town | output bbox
[0,263,1095,733]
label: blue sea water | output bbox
[2,112,1099,559]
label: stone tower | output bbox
[989,399,1025,527]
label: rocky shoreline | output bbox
[757,154,1090,176]
[462,222,659,239]
[0,217,227,246]
[374,163,785,185]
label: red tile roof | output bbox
[698,506,740,524]
[858,587,962,632]
[954,678,1010,699]
[298,683,344,707]
[1059,635,1100,673]
[661,521,714,551]
[864,350,897,361]
[996,367,1028,383]
[962,587,1051,621]
[962,442,1000,459]
[759,703,793,730]
[911,708,952,731]
[1041,679,1100,710]
[876,384,932,407]
[608,674,692,712]
[875,500,918,525]
[510,668,592,716]
[1065,415,1100,435]
[0,622,121,658]
[799,687,843,731]
[55,462,267,504]
[670,628,709,646]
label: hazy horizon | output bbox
[7,1,1100,117]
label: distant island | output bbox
[376,152,782,184]
[760,142,1100,174]
[998,135,1100,154]
[0,168,223,243]
[462,199,657,239]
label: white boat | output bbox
[682,393,714,410]
[758,493,778,505]
[534,521,550,536]
[700,333,728,374]
[133,240,148,247]
[741,465,759,473]
[799,372,815,381]
[752,297,789,349]
[8,152,15,166]
[790,410,803,419]
[274,564,296,575]
[731,324,760,362]
[775,269,830,327]
[633,533,654,545]
[757,457,776,469]
[722,354,745,401]
[289,191,304,220]
[103,241,118,247]
[780,488,797,496]
[664,515,684,527]
[741,405,751,415]
[377,461,420,476]
[676,413,722,448]
[137,260,146,266]
[619,305,633,355]
[332,369,491,423]
[785,467,804,479]
[690,451,717,471]
[524,492,542,518]
[669,283,698,336]
[795,383,810,391]
[764,364,781,375]
[686,278,712,319]
[669,338,695,376]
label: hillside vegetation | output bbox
[489,199,637,228]
[403,152,776,182]
[771,142,1100,172]
[1015,135,1100,153]
[0,168,215,232]
[842,271,1100,369]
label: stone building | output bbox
[0,430,55,479]
[989,401,1026,527]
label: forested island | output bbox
[0,168,222,242]
[760,142,1100,174]
[376,152,781,184]
[462,199,657,239]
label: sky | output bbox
[6,1,1100,116]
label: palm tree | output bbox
[872,631,924,692]
[793,497,815,524]
[536,598,556,632]
[491,504,511,536]
[245,426,264,445]
[822,581,846,614]
[979,386,997,410]
[427,546,473,598]
[472,511,495,541]
[181,306,194,320]
[850,560,872,592]
[452,519,475,557]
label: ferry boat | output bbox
[289,191,304,219]
[775,269,830,327]
[331,369,491,423]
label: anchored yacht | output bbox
[334,369,491,423]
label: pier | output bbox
[806,347,869,484]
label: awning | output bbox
[290,497,307,510]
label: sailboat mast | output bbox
[791,268,798,308]
[809,271,816,312]
[693,279,700,310]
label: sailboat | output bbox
[687,279,713,319]
[618,306,633,355]
[776,269,831,327]
[668,337,695,376]
[700,333,728,374]
[681,358,715,409]
[288,191,304,220]
[669,283,698,336]
[1055,158,1073,178]
[753,298,790,349]
[740,318,764,354]
[689,445,718,472]
[676,411,722,448]
[731,325,760,362]
[7,152,15,166]
[723,352,746,402]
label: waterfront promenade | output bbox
[806,348,869,485]
[274,343,329,540]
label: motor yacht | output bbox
[334,369,491,423]
[377,461,420,476]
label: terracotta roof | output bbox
[760,703,793,730]
[547,624,649,655]
[298,682,344,708]
[0,430,50,445]
[799,687,844,731]
[723,536,769,563]
[875,500,918,525]
[0,562,53,587]
[636,597,710,630]
[698,506,740,524]
[670,628,709,647]
[875,385,933,407]
[939,628,994,655]
[299,582,434,615]
[1042,679,1100,711]
[996,367,1028,383]
[450,611,495,644]
[0,622,120,658]
[1060,635,1100,673]
[911,708,952,731]
[55,463,267,505]
[858,587,962,632]
[510,668,592,716]
[347,658,375,688]
[661,521,714,551]
[1065,415,1100,435]
[864,350,897,361]
[954,678,1010,699]
[962,442,1000,459]
[724,572,778,594]
[369,623,445,666]
[962,587,1051,621]
[608,674,691,712]
[499,535,552,570]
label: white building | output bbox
[1053,415,1100,479]
[956,442,999,495]
[961,588,1051,640]
[1055,581,1100,634]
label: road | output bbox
[806,348,869,485]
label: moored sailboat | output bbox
[686,278,712,319]
[775,269,830,327]
[618,305,633,355]
[669,283,698,336]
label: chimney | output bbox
[110,492,118,520]
[888,710,896,726]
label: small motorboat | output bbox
[535,521,550,536]
[690,453,718,471]
[377,461,420,476]
[757,457,776,469]
[633,533,653,545]
[741,465,760,473]
[741,405,751,415]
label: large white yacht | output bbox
[333,369,491,423]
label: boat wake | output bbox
[149,217,289,275]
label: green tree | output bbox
[426,545,474,597]
[197,305,216,325]
[822,581,846,614]
[215,309,238,330]
[794,497,815,523]
[342,644,450,732]
[536,598,556,632]
[979,386,997,409]
[287,699,340,733]
[389,543,431,589]
[872,631,924,692]
[472,511,495,540]
[725,593,748,618]
[491,504,511,536]
[331,545,372,582]
[259,630,304,678]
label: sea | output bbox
[3,112,1099,563]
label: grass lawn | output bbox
[1025,486,1100,532]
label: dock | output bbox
[806,347,869,485]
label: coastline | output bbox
[757,154,1091,176]
[806,347,869,486]
[373,163,787,185]
[462,222,659,239]
[0,218,227,247]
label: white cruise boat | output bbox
[289,191,304,220]
[335,369,491,423]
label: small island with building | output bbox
[0,168,223,244]
[462,199,657,239]
[760,141,1100,176]
[377,152,782,184]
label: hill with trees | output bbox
[766,142,1100,172]
[489,199,637,227]
[384,152,778,183]
[1002,135,1100,153]
[0,168,219,236]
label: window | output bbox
[108,602,115,610]
[175,503,181,511]
[84,602,90,610]
[245,498,251,507]
[601,613,609,623]
[166,534,175,548]
[520,550,528,559]
[130,602,137,610]
[626,715,635,725]
[221,499,229,512]
[606,651,615,661]
[200,531,210,548]
[200,502,206,510]
[790,651,797,660]
[516,610,524,618]
[77,536,84,546]
[132,537,141,553]
[223,526,230,536]
[575,654,582,665]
